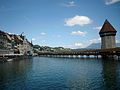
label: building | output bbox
[11,34,33,55]
[6,33,13,50]
[20,35,33,55]
[99,20,117,49]
[0,30,14,54]
[0,30,8,49]
[0,30,33,55]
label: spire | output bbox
[105,19,108,23]
[31,40,33,44]
[31,40,33,46]
[99,19,117,34]
[20,32,24,36]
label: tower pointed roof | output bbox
[99,19,117,34]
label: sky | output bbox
[0,0,120,48]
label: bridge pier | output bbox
[86,55,90,58]
[96,55,98,59]
[118,55,120,60]
[81,55,84,58]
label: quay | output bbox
[0,54,23,62]
[0,54,33,62]
[0,54,23,58]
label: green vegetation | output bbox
[33,45,71,54]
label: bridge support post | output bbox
[118,55,120,60]
[86,55,90,58]
[81,55,84,58]
[96,55,98,59]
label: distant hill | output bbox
[86,43,120,49]
[87,43,101,49]
[117,43,120,47]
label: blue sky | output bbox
[0,0,120,48]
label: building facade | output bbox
[20,36,33,55]
[0,30,33,55]
[99,20,117,49]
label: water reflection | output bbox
[0,57,33,90]
[102,59,120,90]
[0,57,120,90]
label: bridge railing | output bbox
[38,47,120,56]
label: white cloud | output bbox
[65,15,92,26]
[8,32,19,35]
[40,32,46,35]
[8,32,14,34]
[64,42,85,49]
[75,43,83,47]
[63,1,76,7]
[93,26,102,30]
[116,40,120,43]
[32,38,36,41]
[71,31,87,36]
[63,45,73,49]
[105,0,120,5]
[89,38,101,44]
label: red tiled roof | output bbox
[99,20,117,34]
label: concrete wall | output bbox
[101,36,116,49]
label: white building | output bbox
[18,35,33,55]
[0,30,33,55]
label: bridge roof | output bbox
[99,20,117,34]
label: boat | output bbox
[7,59,13,62]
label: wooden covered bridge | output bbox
[38,48,120,59]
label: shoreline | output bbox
[0,54,33,62]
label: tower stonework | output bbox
[99,20,117,49]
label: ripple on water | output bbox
[0,57,120,90]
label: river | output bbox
[0,57,120,90]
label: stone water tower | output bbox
[99,20,117,49]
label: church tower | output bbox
[99,20,117,49]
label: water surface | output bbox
[0,57,120,90]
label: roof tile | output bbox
[99,19,117,34]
